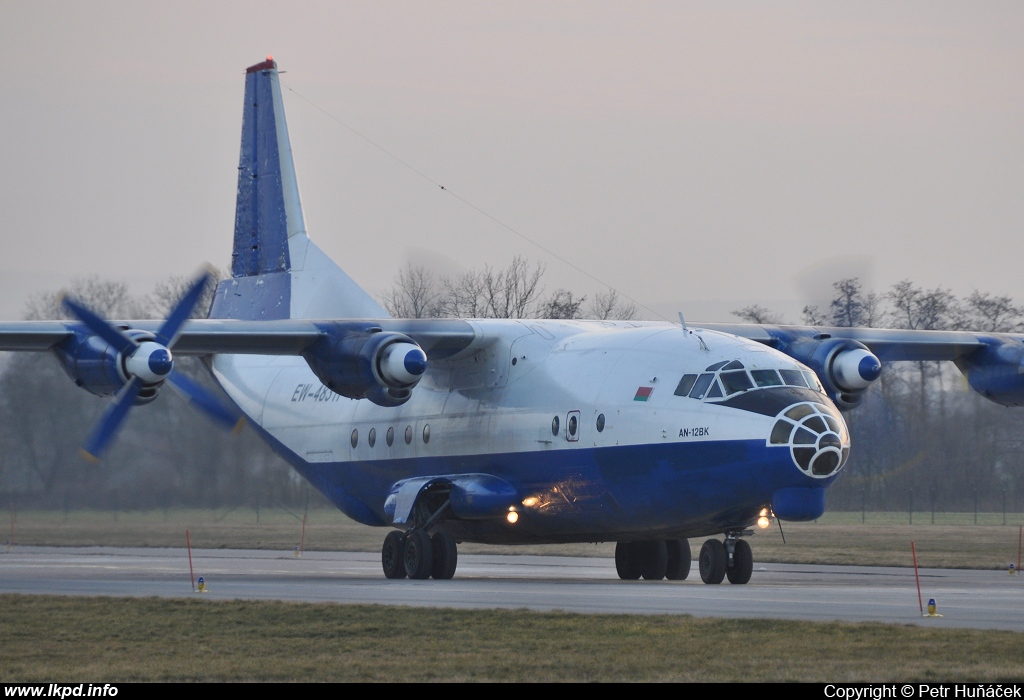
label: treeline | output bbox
[0,266,1022,514]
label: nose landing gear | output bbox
[698,530,753,584]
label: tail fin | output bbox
[209,57,388,321]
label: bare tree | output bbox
[589,289,638,321]
[438,270,489,318]
[481,256,546,319]
[801,304,829,326]
[24,276,150,321]
[887,280,958,331]
[149,268,225,319]
[539,289,586,320]
[381,266,442,319]
[959,291,1023,333]
[731,304,783,324]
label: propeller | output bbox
[62,269,244,461]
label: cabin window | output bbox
[596,413,606,432]
[368,428,376,448]
[566,410,580,442]
[405,425,413,444]
[551,416,560,436]
[422,424,430,444]
[386,426,395,447]
[350,429,358,448]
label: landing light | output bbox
[522,496,540,507]
[506,508,519,524]
[757,516,771,529]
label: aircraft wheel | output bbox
[699,539,726,584]
[639,540,668,580]
[726,539,753,585]
[381,530,406,579]
[614,542,641,580]
[404,529,434,580]
[665,539,691,580]
[430,531,458,580]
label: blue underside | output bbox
[249,420,832,544]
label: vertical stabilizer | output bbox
[210,58,388,321]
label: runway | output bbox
[2,546,1022,631]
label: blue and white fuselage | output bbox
[213,319,847,544]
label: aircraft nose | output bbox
[767,400,850,479]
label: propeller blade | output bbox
[81,377,143,462]
[62,296,138,356]
[166,370,245,432]
[155,270,213,348]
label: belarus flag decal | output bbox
[634,386,653,402]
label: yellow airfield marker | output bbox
[924,597,942,618]
[197,576,208,593]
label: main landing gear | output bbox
[381,529,459,580]
[614,539,691,581]
[616,532,754,584]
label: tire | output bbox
[614,542,641,580]
[665,539,691,580]
[430,531,458,580]
[381,530,406,579]
[726,539,753,585]
[699,539,726,584]
[639,540,668,581]
[403,529,434,580]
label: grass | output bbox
[5,508,1023,570]
[1,595,1023,682]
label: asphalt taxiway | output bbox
[2,546,1022,631]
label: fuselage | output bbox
[212,319,849,544]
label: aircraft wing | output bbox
[695,322,994,363]
[0,318,479,360]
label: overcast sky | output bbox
[1,2,1022,322]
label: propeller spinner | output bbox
[62,270,243,461]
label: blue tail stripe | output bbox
[232,61,291,278]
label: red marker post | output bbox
[912,541,923,614]
[186,529,196,593]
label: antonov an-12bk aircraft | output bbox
[3,58,1023,584]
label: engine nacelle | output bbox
[956,338,1024,407]
[303,328,428,407]
[53,329,164,404]
[783,337,881,410]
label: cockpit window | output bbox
[674,374,698,397]
[706,379,723,398]
[751,369,783,387]
[675,362,825,402]
[779,369,809,388]
[689,373,715,399]
[720,370,753,395]
[802,371,822,391]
